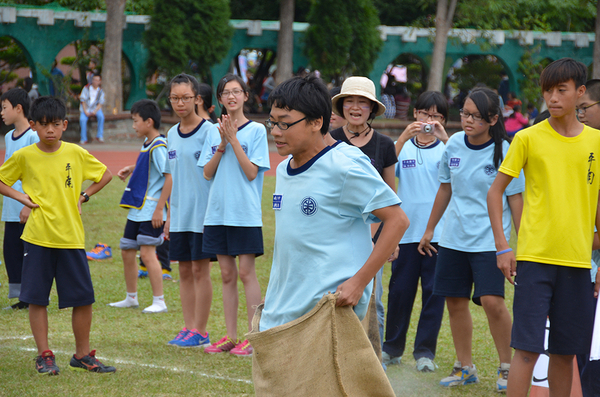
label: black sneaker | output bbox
[35,350,60,375]
[3,301,29,310]
[69,350,116,373]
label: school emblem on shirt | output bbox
[241,145,248,154]
[589,152,596,184]
[436,161,441,169]
[449,157,460,168]
[194,151,201,160]
[300,196,318,217]
[484,164,496,176]
[273,194,282,210]
[168,150,176,159]
[65,163,73,188]
[402,159,416,168]
[211,145,218,155]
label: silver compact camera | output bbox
[421,123,433,133]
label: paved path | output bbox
[0,141,287,176]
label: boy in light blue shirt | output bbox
[0,88,39,309]
[260,75,409,331]
[109,99,171,314]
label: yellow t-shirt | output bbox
[0,142,107,249]
[499,120,600,268]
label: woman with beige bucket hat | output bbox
[330,76,399,351]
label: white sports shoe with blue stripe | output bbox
[440,361,479,387]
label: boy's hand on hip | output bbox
[18,193,38,210]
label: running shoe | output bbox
[4,301,29,310]
[168,328,189,345]
[204,336,238,354]
[416,357,437,372]
[69,350,116,373]
[35,350,59,375]
[162,273,173,281]
[230,339,253,356]
[440,361,479,387]
[138,268,148,278]
[86,243,112,261]
[496,363,510,392]
[382,351,401,366]
[174,330,210,348]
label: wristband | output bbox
[80,192,90,203]
[496,248,512,256]
[217,148,225,153]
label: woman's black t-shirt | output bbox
[330,127,398,177]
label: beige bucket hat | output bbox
[331,76,386,117]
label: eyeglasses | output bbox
[459,109,484,122]
[220,89,245,98]
[265,117,307,131]
[168,96,194,103]
[417,110,445,122]
[577,101,600,116]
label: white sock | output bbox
[108,292,138,308]
[152,295,165,305]
[127,292,138,300]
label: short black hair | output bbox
[29,96,66,123]
[269,75,331,135]
[540,58,587,92]
[414,91,448,122]
[131,99,161,129]
[585,79,600,102]
[0,88,30,118]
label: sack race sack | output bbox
[361,278,382,362]
[247,293,395,397]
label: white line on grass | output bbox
[15,346,252,384]
[0,335,34,341]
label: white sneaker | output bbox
[416,357,437,372]
[440,361,479,387]
[382,351,401,366]
[108,298,139,308]
[496,363,510,392]
[142,302,168,313]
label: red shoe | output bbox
[230,339,253,356]
[204,336,237,354]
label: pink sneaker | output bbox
[230,339,253,356]
[204,336,238,354]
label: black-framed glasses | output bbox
[577,101,600,116]
[416,110,445,122]
[168,96,195,103]
[459,109,484,122]
[265,117,307,131]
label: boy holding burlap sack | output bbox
[248,75,409,396]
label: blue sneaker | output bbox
[138,269,148,278]
[162,273,172,281]
[174,329,210,348]
[167,328,189,345]
[86,243,112,261]
[440,361,479,387]
[496,363,510,392]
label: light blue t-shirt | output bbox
[438,132,525,252]
[396,138,446,244]
[198,121,270,227]
[2,128,39,222]
[331,140,383,180]
[259,146,401,331]
[165,120,213,233]
[127,137,168,222]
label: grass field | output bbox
[0,175,517,396]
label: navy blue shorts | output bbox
[120,219,164,250]
[433,247,505,305]
[19,242,95,309]
[169,232,216,262]
[203,226,264,257]
[511,261,594,355]
[3,222,25,285]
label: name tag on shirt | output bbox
[273,194,282,210]
[402,159,416,168]
[449,157,461,167]
[168,150,176,159]
[211,145,218,155]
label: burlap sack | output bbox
[361,276,382,362]
[247,293,395,397]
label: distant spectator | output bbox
[505,92,521,110]
[498,71,509,103]
[504,105,529,137]
[381,77,397,119]
[526,103,539,123]
[79,74,105,144]
[49,60,64,97]
[261,71,276,103]
[394,85,411,121]
[28,84,40,102]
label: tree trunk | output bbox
[427,0,458,92]
[103,0,126,114]
[276,0,295,85]
[594,0,600,79]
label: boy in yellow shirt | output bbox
[0,96,114,375]
[488,59,600,396]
